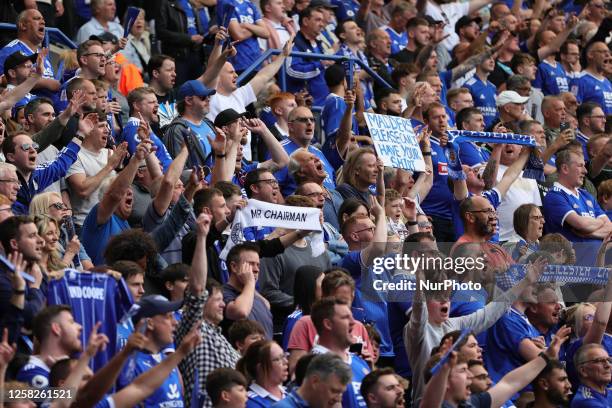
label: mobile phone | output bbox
[559,122,570,132]
[349,342,363,355]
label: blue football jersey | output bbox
[0,40,54,78]
[420,137,453,219]
[464,76,498,128]
[533,60,570,96]
[119,117,173,172]
[16,355,50,389]
[575,72,612,115]
[217,0,263,72]
[382,26,407,55]
[311,346,370,408]
[47,270,133,372]
[571,385,612,407]
[118,351,184,408]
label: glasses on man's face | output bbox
[579,357,612,366]
[49,202,68,211]
[589,115,607,120]
[292,117,315,124]
[468,208,496,215]
[19,142,39,152]
[85,52,106,59]
[257,179,279,187]
[0,179,21,188]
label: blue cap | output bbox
[132,295,183,323]
[178,80,216,99]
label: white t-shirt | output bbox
[66,147,114,225]
[424,1,469,52]
[258,20,292,52]
[207,84,257,160]
[496,164,542,242]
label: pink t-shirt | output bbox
[287,315,373,355]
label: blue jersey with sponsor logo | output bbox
[464,76,498,129]
[575,72,612,115]
[533,60,570,96]
[16,356,50,389]
[217,0,263,72]
[543,183,605,264]
[119,351,184,408]
[382,26,407,55]
[120,117,173,172]
[47,270,133,372]
[420,137,453,219]
[330,0,361,21]
[311,345,370,408]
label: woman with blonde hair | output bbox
[29,192,92,270]
[35,215,70,274]
[336,147,384,207]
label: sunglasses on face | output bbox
[19,142,39,152]
[49,202,68,210]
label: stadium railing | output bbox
[0,24,77,49]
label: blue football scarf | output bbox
[496,264,610,291]
[447,130,544,181]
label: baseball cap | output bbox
[132,295,183,323]
[213,108,247,128]
[455,16,482,35]
[496,90,530,106]
[178,80,216,99]
[310,0,337,9]
[89,32,118,44]
[4,51,37,73]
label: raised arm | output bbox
[152,144,188,216]
[225,262,256,320]
[97,140,151,225]
[74,332,147,408]
[53,323,110,408]
[494,146,530,197]
[468,0,494,14]
[249,36,294,95]
[190,213,211,295]
[412,130,433,200]
[489,327,570,407]
[361,195,388,266]
[0,50,46,112]
[111,328,201,408]
[245,118,289,170]
[197,28,237,89]
[537,15,579,60]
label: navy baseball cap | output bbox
[132,295,183,323]
[213,108,247,128]
[4,51,37,73]
[178,80,216,99]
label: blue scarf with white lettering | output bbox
[447,130,544,181]
[177,0,199,35]
[497,264,610,291]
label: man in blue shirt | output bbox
[464,55,498,129]
[0,9,59,96]
[271,353,352,407]
[381,3,413,55]
[420,102,455,242]
[3,52,38,109]
[543,149,612,265]
[576,102,607,160]
[81,138,152,265]
[17,305,83,388]
[455,107,490,166]
[287,7,330,106]
[3,131,81,215]
[163,80,217,168]
[575,42,612,115]
[118,295,185,408]
[310,298,370,408]
[533,31,570,96]
[276,106,336,196]
[121,87,173,172]
[571,344,612,407]
[217,0,269,73]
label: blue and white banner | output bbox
[497,264,610,291]
[364,113,425,172]
[124,7,141,38]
